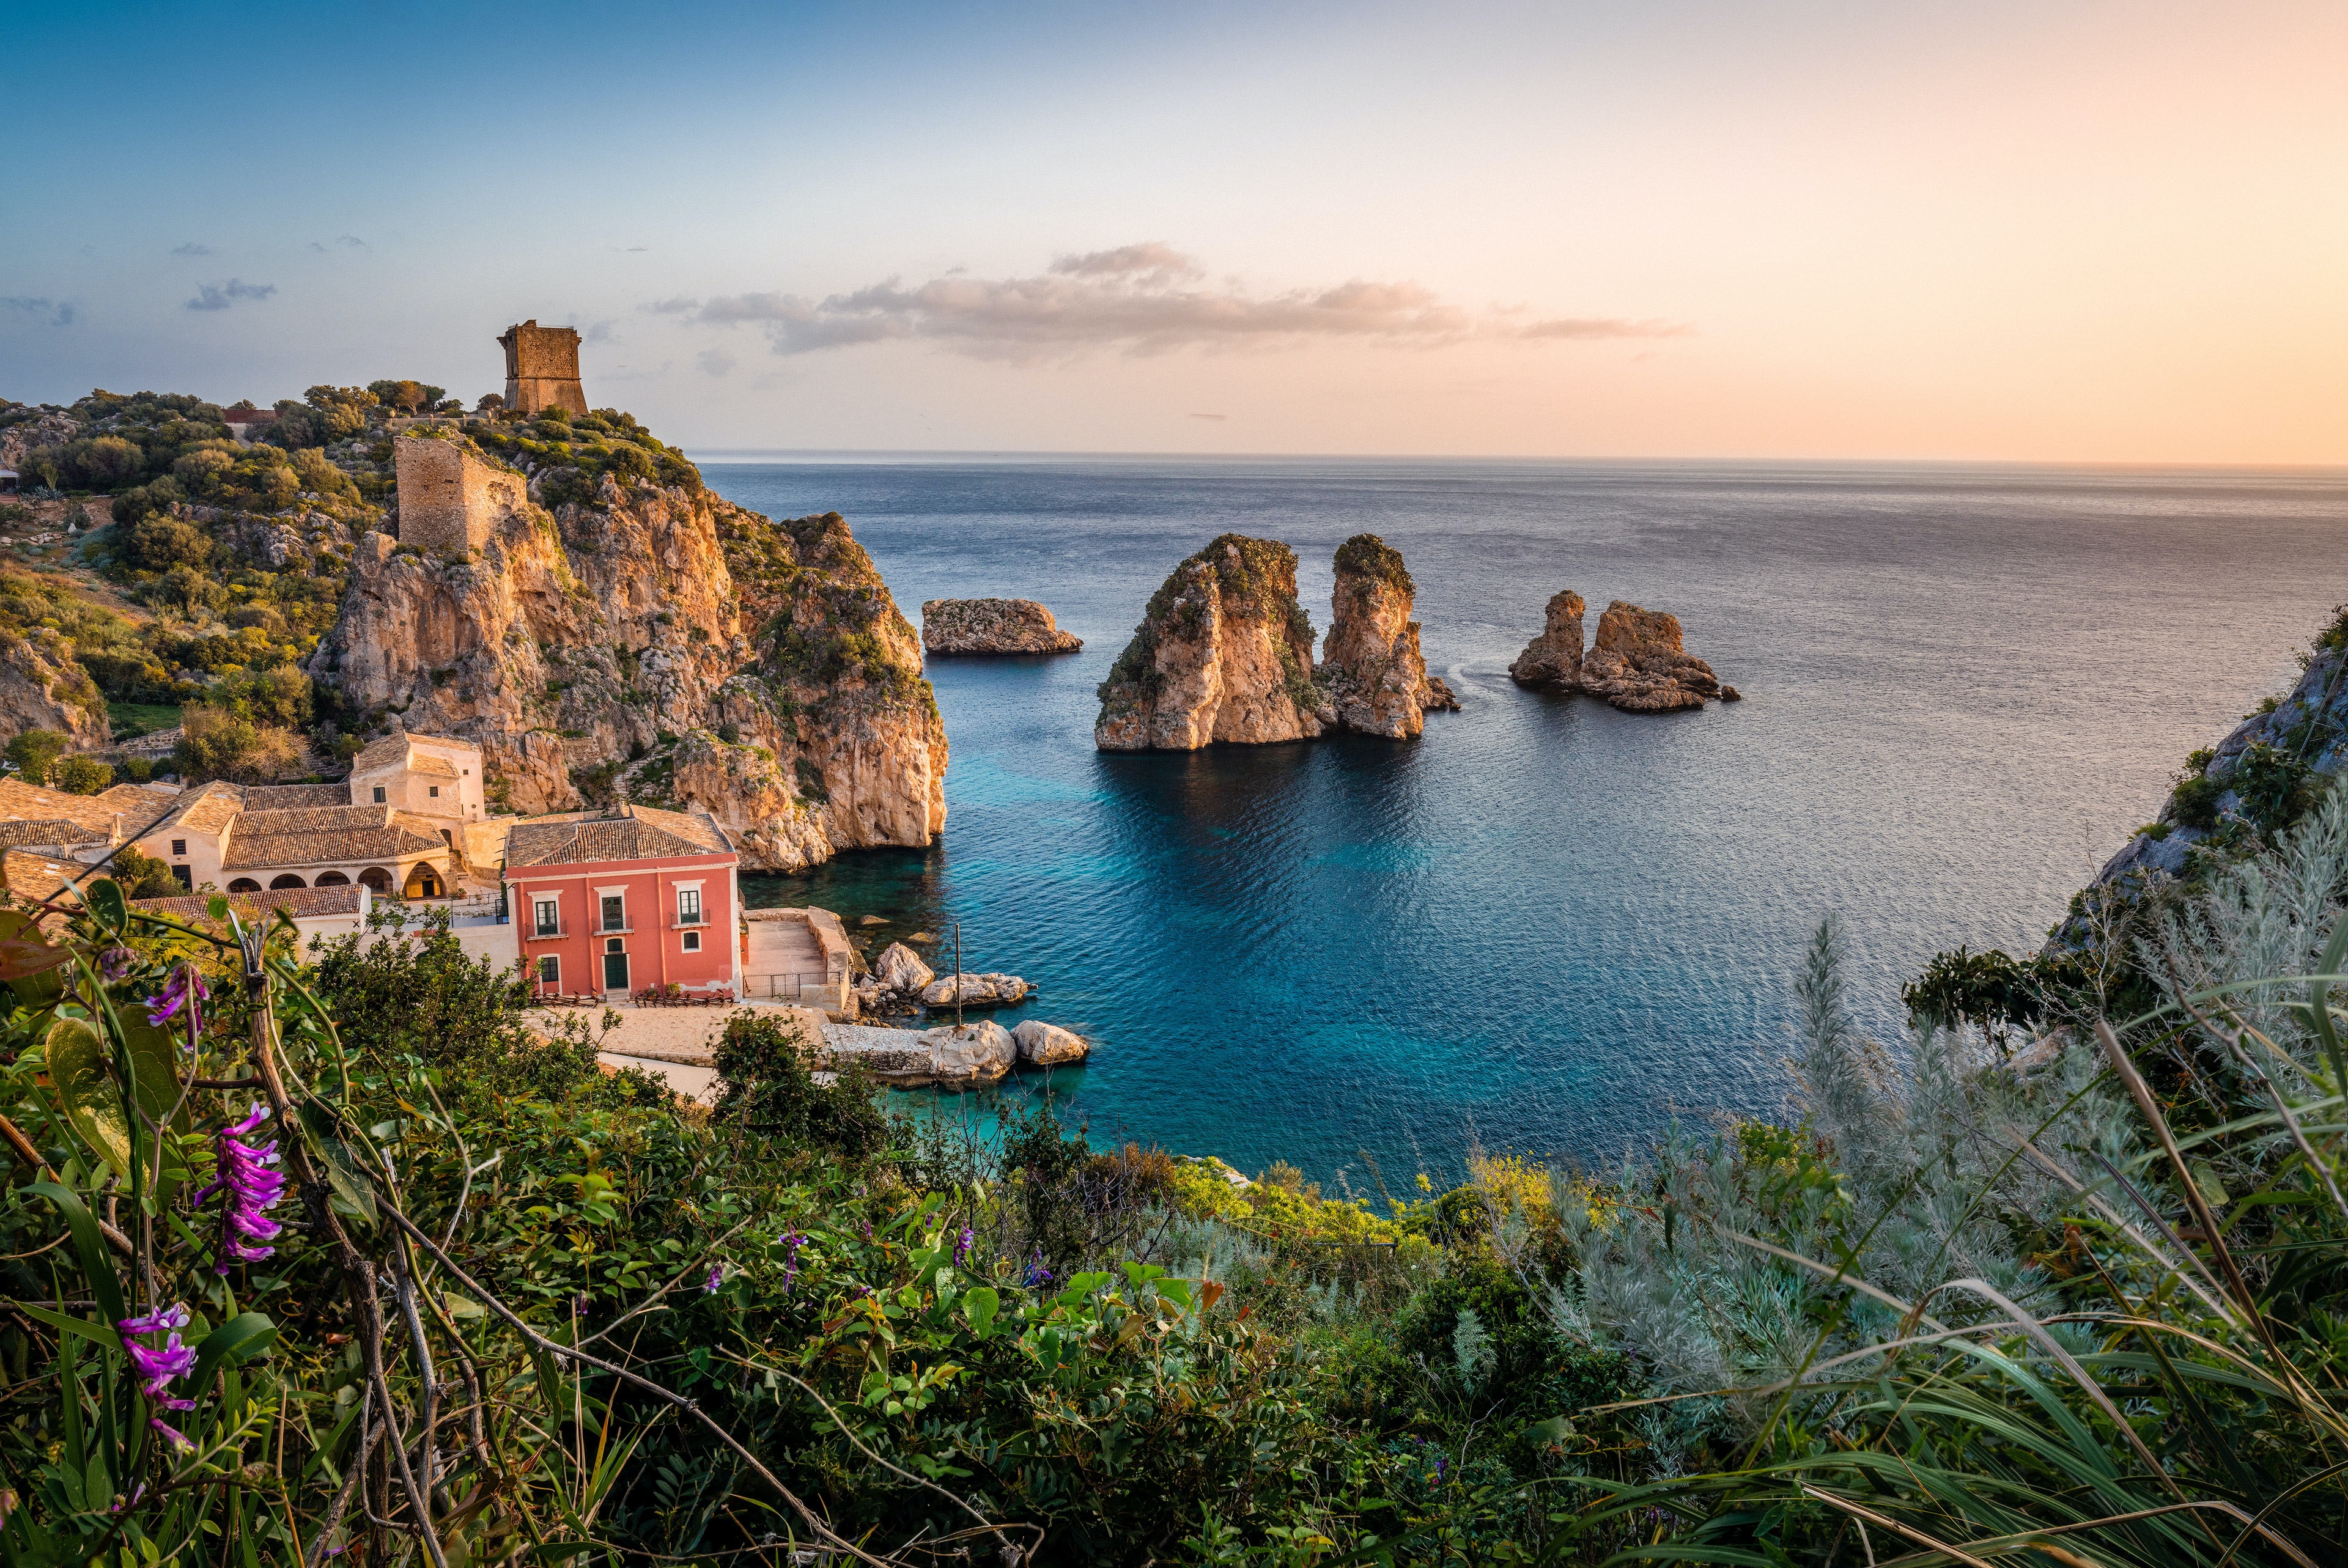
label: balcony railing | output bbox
[526,924,569,940]
[670,916,709,930]
[597,924,633,936]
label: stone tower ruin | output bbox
[393,435,527,555]
[497,320,589,416]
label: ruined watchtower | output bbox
[497,320,588,417]
[393,435,527,555]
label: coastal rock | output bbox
[920,971,1030,1009]
[922,1020,1017,1089]
[308,427,945,871]
[1013,1019,1090,1066]
[875,941,934,993]
[1578,602,1724,712]
[1316,534,1458,739]
[1095,535,1330,750]
[922,598,1081,655]
[1508,591,1586,688]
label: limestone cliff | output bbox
[1315,534,1458,740]
[1508,594,1735,712]
[0,632,108,748]
[308,427,945,870]
[1096,535,1331,751]
[1507,591,1586,688]
[923,598,1081,655]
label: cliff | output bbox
[308,424,944,870]
[0,633,108,748]
[923,598,1081,655]
[1096,535,1330,751]
[1315,534,1458,739]
[1507,591,1585,688]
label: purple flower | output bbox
[97,946,134,982]
[117,1303,196,1397]
[148,1417,192,1451]
[193,1103,285,1273]
[702,1264,723,1294]
[143,963,209,1042]
[1021,1246,1052,1289]
[778,1231,808,1294]
[953,1226,973,1265]
[858,1218,873,1242]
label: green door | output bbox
[603,944,628,992]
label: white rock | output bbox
[919,971,1029,1008]
[1013,1020,1090,1066]
[921,1021,1016,1088]
[875,941,934,993]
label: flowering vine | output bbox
[117,1303,196,1449]
[193,1103,285,1273]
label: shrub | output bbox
[62,433,145,489]
[52,755,111,794]
[710,1009,888,1160]
[120,512,213,572]
[109,843,180,896]
[3,727,67,785]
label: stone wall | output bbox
[497,320,588,416]
[392,436,526,556]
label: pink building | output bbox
[502,804,742,998]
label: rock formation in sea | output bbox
[1507,590,1586,688]
[922,598,1082,655]
[1316,534,1460,739]
[920,971,1031,1009]
[308,425,946,870]
[1013,1018,1090,1066]
[1095,534,1332,751]
[1508,593,1737,712]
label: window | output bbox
[170,839,186,857]
[429,785,440,798]
[372,786,385,804]
[600,894,625,932]
[605,937,624,954]
[536,955,560,986]
[682,930,701,952]
[170,866,191,889]
[677,887,702,924]
[534,898,559,937]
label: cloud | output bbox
[1,297,75,327]
[171,242,213,257]
[647,245,1686,360]
[1189,412,1227,421]
[185,279,277,312]
[311,235,368,254]
[696,347,736,378]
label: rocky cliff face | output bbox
[1508,594,1735,712]
[0,633,108,747]
[1096,535,1329,751]
[923,598,1081,655]
[1507,591,1585,688]
[309,436,945,870]
[1316,534,1458,739]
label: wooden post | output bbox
[954,920,964,1029]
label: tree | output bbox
[172,704,255,782]
[365,380,445,414]
[62,435,145,490]
[5,729,67,786]
[122,512,213,572]
[53,756,112,795]
[109,844,180,897]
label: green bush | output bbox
[52,755,111,794]
[3,727,67,785]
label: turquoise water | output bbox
[707,456,2348,1186]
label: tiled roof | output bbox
[0,778,174,838]
[133,884,366,921]
[2,849,80,907]
[146,780,246,839]
[349,732,479,778]
[243,783,350,809]
[504,804,733,868]
[0,818,103,848]
[221,806,444,870]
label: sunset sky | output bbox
[5,1,2343,461]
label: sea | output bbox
[695,455,2347,1189]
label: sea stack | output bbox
[921,598,1082,655]
[1508,594,1737,711]
[1315,534,1460,738]
[1095,535,1331,750]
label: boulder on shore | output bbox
[874,941,934,993]
[920,971,1031,1009]
[923,1020,1017,1088]
[1316,534,1460,739]
[1013,1019,1090,1066]
[1508,592,1732,712]
[816,1019,1016,1088]
[922,598,1082,655]
[1095,535,1331,750]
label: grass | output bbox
[105,699,179,739]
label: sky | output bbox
[3,0,2344,461]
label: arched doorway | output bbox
[402,862,445,899]
[358,867,393,893]
[227,878,261,893]
[313,870,350,886]
[268,874,306,890]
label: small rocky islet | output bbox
[920,596,1082,655]
[1093,531,1457,751]
[1509,590,1740,712]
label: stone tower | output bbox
[394,435,526,555]
[497,320,589,416]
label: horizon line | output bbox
[685,447,2348,473]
